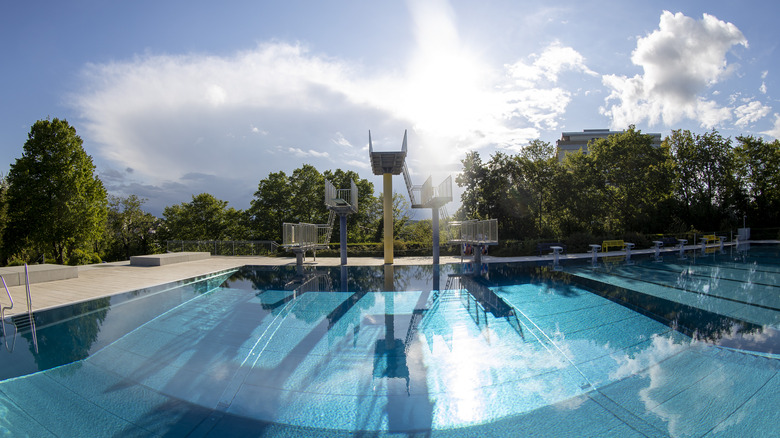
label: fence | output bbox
[166,240,278,256]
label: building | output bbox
[555,129,662,161]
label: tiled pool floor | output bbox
[1,275,777,436]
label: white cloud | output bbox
[761,113,780,139]
[601,11,748,129]
[734,100,771,127]
[506,41,598,86]
[72,1,599,211]
[331,132,353,148]
[288,147,330,158]
[760,82,767,94]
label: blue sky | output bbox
[2,0,779,216]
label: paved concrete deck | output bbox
[1,240,768,318]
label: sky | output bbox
[2,0,779,217]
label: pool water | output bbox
[0,245,778,437]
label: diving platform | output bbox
[397,132,453,264]
[369,130,408,264]
[282,179,359,268]
[369,130,407,175]
[325,179,359,265]
[325,180,358,215]
[449,219,499,265]
[448,219,499,246]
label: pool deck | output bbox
[2,241,774,317]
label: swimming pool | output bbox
[0,245,778,436]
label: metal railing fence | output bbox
[167,240,278,256]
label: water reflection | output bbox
[0,271,235,381]
[1,257,778,435]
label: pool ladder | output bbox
[1,264,39,353]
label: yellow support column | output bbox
[369,129,406,265]
[383,173,393,264]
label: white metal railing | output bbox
[325,180,336,207]
[402,162,420,206]
[448,219,498,245]
[436,175,453,203]
[325,179,358,213]
[350,179,358,207]
[410,171,451,208]
[282,223,318,248]
[317,221,333,248]
[421,175,433,205]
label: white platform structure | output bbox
[448,219,499,265]
[400,140,453,264]
[282,179,358,270]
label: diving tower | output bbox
[325,179,359,265]
[282,179,358,270]
[402,165,453,264]
[369,130,407,264]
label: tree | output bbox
[0,174,8,258]
[162,193,245,241]
[587,126,674,234]
[555,150,606,235]
[455,151,486,220]
[248,171,293,241]
[517,140,559,237]
[289,164,327,224]
[249,166,381,243]
[734,135,780,227]
[5,118,107,264]
[103,195,160,261]
[666,129,737,230]
[373,192,411,242]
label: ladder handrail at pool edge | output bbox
[1,264,39,353]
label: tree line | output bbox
[0,119,423,265]
[457,126,780,246]
[1,120,777,266]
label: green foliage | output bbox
[102,195,161,261]
[563,232,599,254]
[4,118,107,264]
[0,174,7,255]
[162,193,248,241]
[398,219,433,243]
[249,171,293,241]
[67,248,101,266]
[667,129,738,230]
[455,126,777,250]
[734,135,780,228]
[587,126,675,234]
[249,165,381,243]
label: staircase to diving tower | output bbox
[401,154,454,264]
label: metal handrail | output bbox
[1,265,39,353]
[24,264,38,353]
[402,162,419,206]
[1,275,16,352]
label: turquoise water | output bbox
[0,245,778,436]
